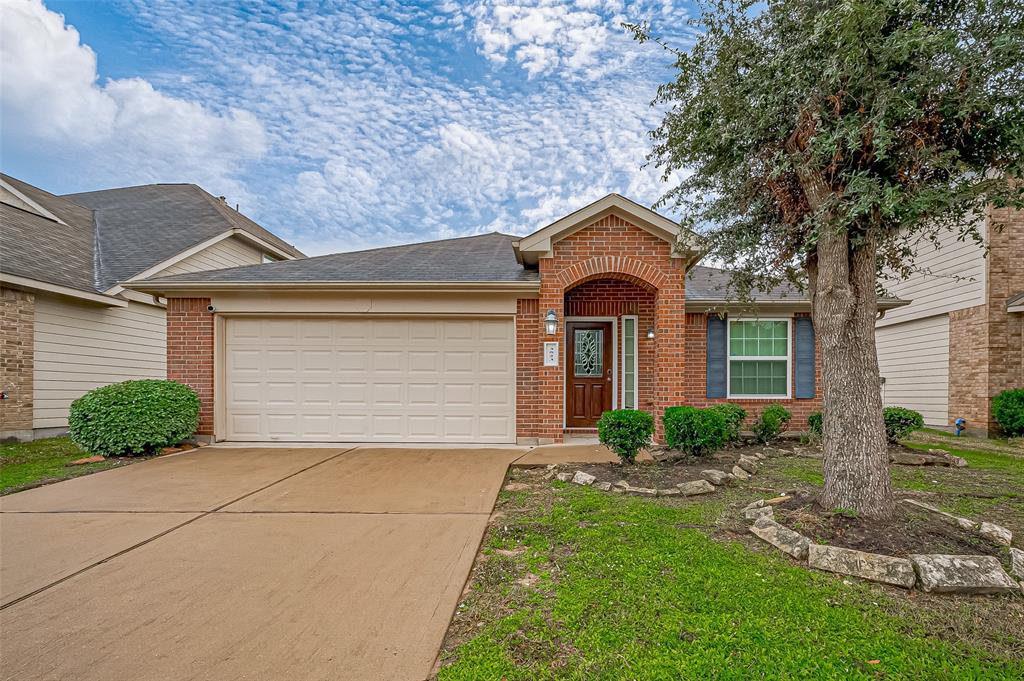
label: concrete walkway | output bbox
[0,446,521,681]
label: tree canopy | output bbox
[636,0,1024,297]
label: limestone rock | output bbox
[701,469,733,486]
[743,499,767,510]
[1009,548,1024,580]
[556,472,573,482]
[900,499,978,530]
[749,517,810,560]
[808,544,916,588]
[732,465,751,481]
[737,456,759,474]
[910,554,1019,594]
[571,471,597,486]
[980,522,1012,546]
[744,505,774,521]
[676,479,716,496]
[593,481,613,492]
[657,488,681,497]
[619,484,657,497]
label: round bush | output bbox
[882,406,924,443]
[753,404,792,443]
[663,406,729,456]
[991,389,1024,437]
[708,403,747,442]
[597,409,654,464]
[807,411,823,438]
[69,380,200,457]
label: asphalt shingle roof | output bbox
[1,175,97,292]
[1,174,302,294]
[63,183,303,290]
[147,232,539,284]
[685,265,805,301]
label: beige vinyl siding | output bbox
[876,314,949,426]
[877,224,986,327]
[160,236,263,276]
[33,295,166,429]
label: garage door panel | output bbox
[224,318,514,442]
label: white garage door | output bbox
[224,317,515,443]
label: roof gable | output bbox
[513,194,704,266]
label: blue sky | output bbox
[1,0,695,255]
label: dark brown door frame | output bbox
[565,319,614,428]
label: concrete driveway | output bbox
[0,446,521,681]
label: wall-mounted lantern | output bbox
[646,327,656,339]
[544,309,558,335]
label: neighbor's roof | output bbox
[142,232,539,286]
[63,183,304,291]
[1,174,98,293]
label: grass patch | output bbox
[440,485,1021,679]
[0,437,135,495]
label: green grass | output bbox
[0,437,127,494]
[439,486,1021,680]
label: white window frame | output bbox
[726,316,792,399]
[621,315,639,409]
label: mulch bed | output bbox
[569,441,803,489]
[774,492,1001,558]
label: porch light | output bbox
[544,309,558,335]
[647,327,656,339]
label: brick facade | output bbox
[0,287,35,439]
[682,311,823,427]
[166,298,215,436]
[948,206,1024,434]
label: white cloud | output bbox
[0,0,266,199]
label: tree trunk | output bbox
[796,165,894,519]
[808,225,895,518]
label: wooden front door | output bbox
[566,321,613,427]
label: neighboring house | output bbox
[127,194,903,445]
[0,174,304,441]
[875,206,1023,435]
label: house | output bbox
[127,194,908,445]
[875,205,1023,435]
[0,173,304,441]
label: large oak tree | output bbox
[634,0,1023,517]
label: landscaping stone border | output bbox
[742,497,1022,596]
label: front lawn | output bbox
[0,437,141,495]
[436,441,1024,679]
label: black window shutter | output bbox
[706,315,727,398]
[794,316,816,398]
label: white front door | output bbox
[223,317,515,442]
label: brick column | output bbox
[166,298,214,437]
[0,287,35,440]
[653,261,686,442]
[515,298,541,443]
[536,258,565,443]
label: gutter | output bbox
[0,273,128,307]
[121,279,543,296]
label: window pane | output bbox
[730,360,787,395]
[729,320,788,358]
[574,329,603,377]
[623,319,636,409]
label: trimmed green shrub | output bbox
[753,404,792,443]
[882,406,924,443]
[806,411,823,438]
[709,403,747,442]
[663,406,729,456]
[992,388,1024,437]
[597,409,654,464]
[69,380,200,457]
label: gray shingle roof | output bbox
[63,183,303,290]
[147,232,539,284]
[1,175,97,292]
[685,265,805,301]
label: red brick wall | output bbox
[531,213,687,442]
[0,287,34,437]
[515,298,541,440]
[166,298,214,436]
[682,311,823,429]
[948,206,1023,434]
